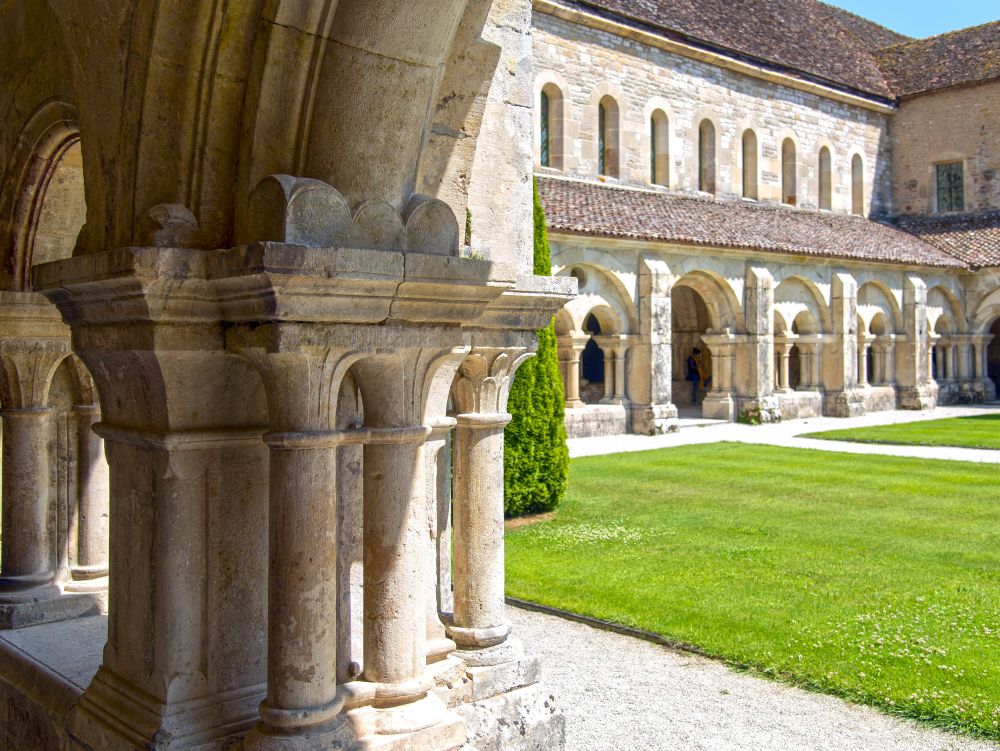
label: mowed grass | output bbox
[505,443,1000,739]
[804,413,1000,450]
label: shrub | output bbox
[503,180,569,517]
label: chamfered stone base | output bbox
[454,682,564,751]
[701,392,735,421]
[0,589,105,629]
[823,390,867,418]
[629,403,679,435]
[736,396,782,424]
[898,384,937,410]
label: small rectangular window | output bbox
[936,162,964,212]
[540,92,550,168]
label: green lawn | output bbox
[803,413,1000,450]
[505,443,1000,740]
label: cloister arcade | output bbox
[551,239,999,437]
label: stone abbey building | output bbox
[533,0,1000,436]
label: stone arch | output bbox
[558,263,635,335]
[869,311,891,336]
[673,269,742,332]
[0,100,83,290]
[857,281,903,333]
[972,285,1000,333]
[535,74,567,170]
[927,284,967,333]
[774,275,831,334]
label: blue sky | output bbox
[824,1,999,39]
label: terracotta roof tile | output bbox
[891,212,1000,269]
[555,0,900,98]
[537,176,964,269]
[876,21,1000,98]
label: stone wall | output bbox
[532,8,893,215]
[891,80,1000,215]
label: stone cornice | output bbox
[534,0,897,115]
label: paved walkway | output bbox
[512,606,999,751]
[569,404,1000,463]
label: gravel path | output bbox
[511,606,999,751]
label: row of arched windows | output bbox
[539,84,867,216]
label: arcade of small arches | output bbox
[552,250,1000,437]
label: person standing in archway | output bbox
[686,347,709,404]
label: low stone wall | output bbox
[777,390,824,421]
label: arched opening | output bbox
[650,109,669,187]
[933,315,954,383]
[671,285,714,415]
[782,138,797,206]
[851,154,864,215]
[742,129,758,199]
[818,146,832,211]
[698,119,716,194]
[580,313,605,404]
[539,83,564,169]
[989,318,1000,397]
[598,96,620,178]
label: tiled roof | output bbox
[818,3,910,52]
[891,212,1000,270]
[876,21,1000,98]
[536,176,964,269]
[555,0,900,98]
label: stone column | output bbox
[700,332,737,421]
[957,337,973,380]
[363,426,438,714]
[613,341,629,401]
[69,404,109,583]
[858,336,872,386]
[449,412,512,657]
[0,408,57,596]
[934,342,945,380]
[424,418,455,663]
[601,348,614,400]
[944,342,955,380]
[448,346,533,667]
[775,341,790,391]
[562,337,587,408]
[257,429,345,738]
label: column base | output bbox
[445,620,511,650]
[0,581,104,629]
[736,396,782,424]
[898,385,937,410]
[70,666,263,750]
[701,392,735,421]
[628,403,678,435]
[453,682,564,751]
[823,390,867,418]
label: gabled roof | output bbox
[891,212,1000,270]
[548,0,903,98]
[876,21,1000,98]
[536,176,965,269]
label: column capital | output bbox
[452,346,534,416]
[455,412,512,429]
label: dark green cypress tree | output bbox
[503,179,568,517]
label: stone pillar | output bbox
[823,274,864,416]
[450,412,512,655]
[734,266,780,422]
[448,346,533,670]
[775,341,791,391]
[700,332,737,421]
[630,257,677,433]
[897,277,935,409]
[256,429,344,740]
[0,408,57,595]
[424,418,455,663]
[601,348,614,400]
[944,342,955,379]
[613,341,629,400]
[858,337,872,386]
[934,342,945,380]
[562,337,587,408]
[70,404,110,583]
[957,337,973,380]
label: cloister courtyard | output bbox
[505,405,1000,749]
